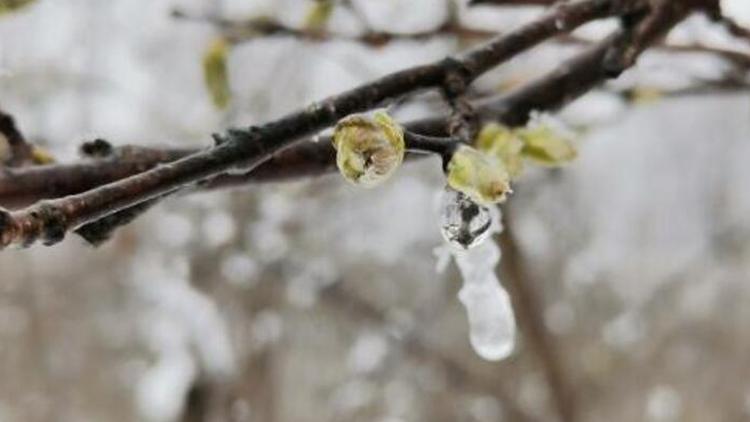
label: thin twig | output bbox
[0,108,33,167]
[404,131,460,158]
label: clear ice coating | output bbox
[446,200,516,361]
[439,187,493,250]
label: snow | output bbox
[722,0,750,28]
[646,385,682,422]
[346,331,389,374]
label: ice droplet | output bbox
[450,205,516,361]
[439,187,493,249]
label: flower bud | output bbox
[0,0,37,15]
[332,110,405,188]
[203,38,231,110]
[0,133,9,165]
[304,0,334,32]
[30,145,55,164]
[446,144,511,205]
[516,124,577,166]
[475,123,524,179]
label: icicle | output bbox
[451,206,516,361]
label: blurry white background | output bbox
[1,0,750,421]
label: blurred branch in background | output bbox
[173,1,750,76]
[171,8,497,47]
[500,216,576,422]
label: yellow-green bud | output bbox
[0,134,9,164]
[30,145,55,164]
[332,110,405,188]
[516,125,577,166]
[304,0,334,32]
[446,144,511,205]
[203,38,231,110]
[0,0,38,15]
[475,123,524,179]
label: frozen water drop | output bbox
[439,187,493,249]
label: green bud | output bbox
[30,145,55,164]
[516,124,577,166]
[475,123,524,179]
[446,144,511,205]
[0,133,9,165]
[333,110,405,188]
[0,0,37,15]
[304,0,334,32]
[203,38,231,110]
[629,86,663,104]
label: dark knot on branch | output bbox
[80,138,115,158]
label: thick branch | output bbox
[478,5,693,125]
[0,0,640,249]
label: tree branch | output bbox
[0,0,644,249]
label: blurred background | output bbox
[2,0,750,421]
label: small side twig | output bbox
[404,131,460,158]
[0,108,33,167]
